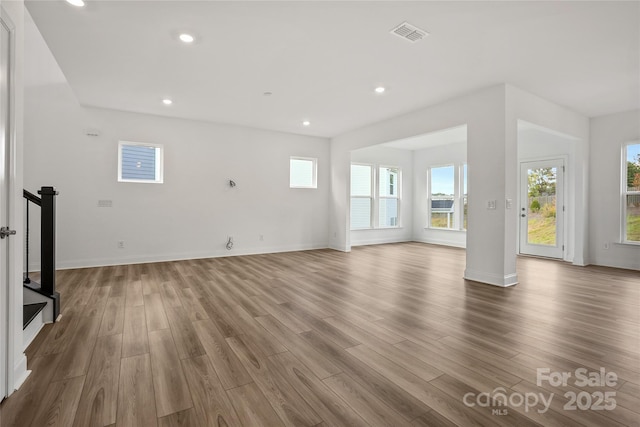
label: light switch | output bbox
[506,198,513,209]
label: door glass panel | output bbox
[527,167,557,246]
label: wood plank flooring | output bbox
[1,242,639,426]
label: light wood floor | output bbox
[1,243,638,426]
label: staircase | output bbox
[22,302,47,349]
[22,187,60,350]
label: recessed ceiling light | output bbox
[162,99,173,105]
[179,34,195,43]
[263,92,273,96]
[375,86,386,94]
[302,120,311,126]
[66,0,85,6]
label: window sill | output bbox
[618,241,640,247]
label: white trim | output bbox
[464,268,518,287]
[414,235,466,249]
[12,355,29,391]
[350,237,411,247]
[45,242,330,270]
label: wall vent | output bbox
[390,21,428,43]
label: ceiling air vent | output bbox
[390,21,428,43]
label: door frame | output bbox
[0,7,16,400]
[518,156,567,259]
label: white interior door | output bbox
[519,159,564,258]
[0,14,12,400]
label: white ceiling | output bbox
[25,1,639,138]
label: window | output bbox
[428,163,467,230]
[118,141,163,183]
[350,163,402,230]
[623,142,640,243]
[290,157,317,188]
[463,164,468,230]
[429,165,455,229]
[350,164,373,229]
[379,167,399,227]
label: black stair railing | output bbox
[23,186,60,321]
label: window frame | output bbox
[621,141,640,244]
[377,165,401,228]
[289,156,318,189]
[427,163,466,231]
[350,163,402,230]
[350,163,374,230]
[117,140,164,184]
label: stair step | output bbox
[23,302,47,330]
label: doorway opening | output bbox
[519,159,565,258]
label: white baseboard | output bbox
[44,242,330,270]
[350,237,411,247]
[13,354,29,392]
[464,268,518,287]
[412,236,466,249]
[23,312,45,351]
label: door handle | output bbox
[0,226,17,239]
[521,214,526,218]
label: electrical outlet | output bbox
[487,200,497,210]
[117,241,125,249]
[603,242,610,250]
[259,234,264,241]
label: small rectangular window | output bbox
[118,141,163,183]
[623,142,640,242]
[290,157,317,188]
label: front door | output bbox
[0,13,13,400]
[519,159,564,259]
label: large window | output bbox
[623,142,640,243]
[428,163,467,230]
[379,167,399,227]
[290,157,317,188]
[350,164,373,229]
[350,164,402,229]
[118,141,163,183]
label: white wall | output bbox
[589,110,640,270]
[413,141,467,248]
[350,145,413,246]
[24,16,330,269]
[3,0,28,395]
